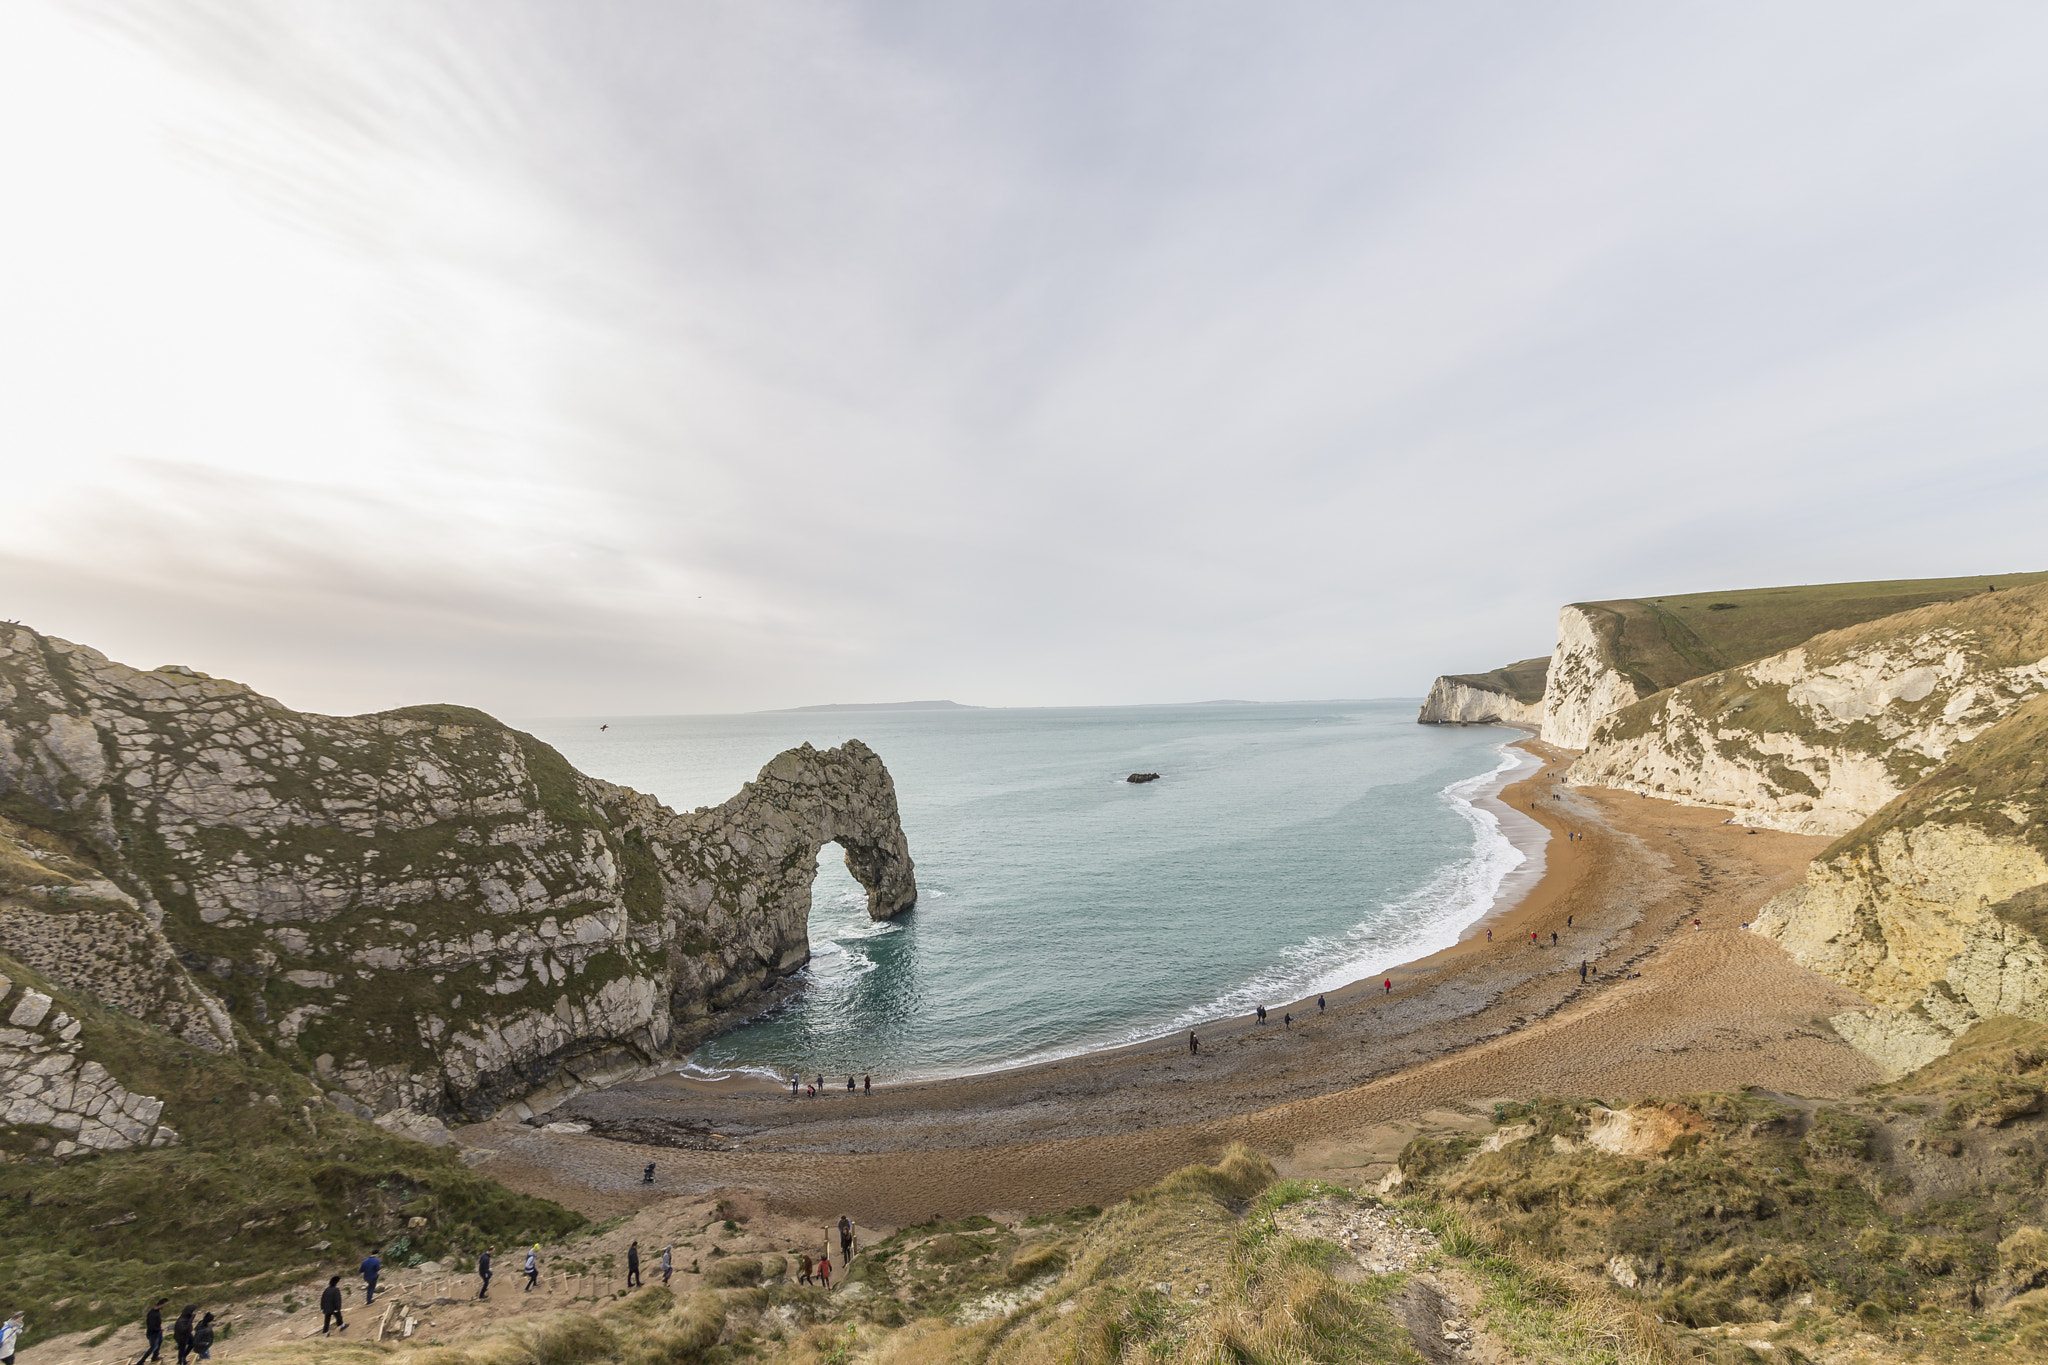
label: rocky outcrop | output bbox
[0,625,917,1121]
[0,971,181,1157]
[1570,585,2048,835]
[1417,657,1548,728]
[1752,692,2048,1077]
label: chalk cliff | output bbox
[1540,606,1653,749]
[1753,692,2048,1078]
[0,625,916,1124]
[1417,657,1548,727]
[1569,585,2048,835]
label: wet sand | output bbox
[463,740,1877,1226]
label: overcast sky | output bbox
[4,2,2046,717]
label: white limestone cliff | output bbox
[1416,677,1544,727]
[1567,588,2048,835]
[1540,606,1647,750]
[0,624,918,1122]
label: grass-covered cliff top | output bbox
[1443,655,1550,704]
[1574,569,2048,696]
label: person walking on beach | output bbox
[791,1075,799,1096]
[627,1241,641,1288]
[1318,994,1326,1013]
[192,1315,214,1363]
[319,1279,345,1336]
[1580,960,1588,983]
[799,1253,813,1285]
[361,1248,382,1305]
[477,1247,494,1300]
[847,1076,855,1091]
[137,1299,168,1364]
[1383,978,1392,995]
[523,1244,540,1292]
[2,1310,24,1365]
[1551,931,1557,947]
[1256,1005,1266,1024]
[1486,928,1492,942]
[863,1075,871,1093]
[1567,915,1573,928]
[1283,1012,1292,1030]
[172,1304,196,1365]
[817,1074,825,1092]
[840,1214,854,1262]
[1188,1031,1198,1055]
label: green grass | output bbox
[1444,655,1551,704]
[0,953,582,1337]
[1576,569,2048,695]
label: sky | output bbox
[4,1,2047,718]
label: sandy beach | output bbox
[461,737,1877,1227]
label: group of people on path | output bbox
[791,1074,872,1098]
[131,1300,216,1362]
[800,1215,856,1287]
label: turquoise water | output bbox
[522,702,1536,1083]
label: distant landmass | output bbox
[773,699,984,713]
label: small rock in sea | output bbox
[1127,772,1161,784]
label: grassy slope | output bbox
[1575,569,2048,696]
[118,1025,2048,1365]
[0,951,583,1338]
[234,1148,1674,1365]
[1444,656,1550,704]
[1403,1021,2048,1360]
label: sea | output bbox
[520,701,1542,1086]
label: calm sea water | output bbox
[521,702,1537,1083]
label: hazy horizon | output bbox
[6,3,2047,718]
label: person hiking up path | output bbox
[627,1242,641,1288]
[661,1244,674,1287]
[136,1299,168,1364]
[172,1305,195,1365]
[524,1244,540,1292]
[319,1279,345,1337]
[839,1214,854,1262]
[2,1311,24,1365]
[361,1249,382,1305]
[477,1247,494,1300]
[192,1315,214,1363]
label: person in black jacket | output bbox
[319,1278,345,1336]
[192,1315,214,1362]
[172,1306,196,1365]
[626,1242,641,1288]
[477,1247,494,1300]
[134,1299,167,1365]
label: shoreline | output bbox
[475,738,1880,1234]
[665,728,1554,1098]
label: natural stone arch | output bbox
[639,739,918,985]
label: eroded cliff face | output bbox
[1418,679,1544,726]
[1540,606,1649,749]
[1569,585,2048,835]
[0,626,916,1122]
[1417,656,1548,727]
[1751,692,2048,1077]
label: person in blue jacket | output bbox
[361,1249,383,1305]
